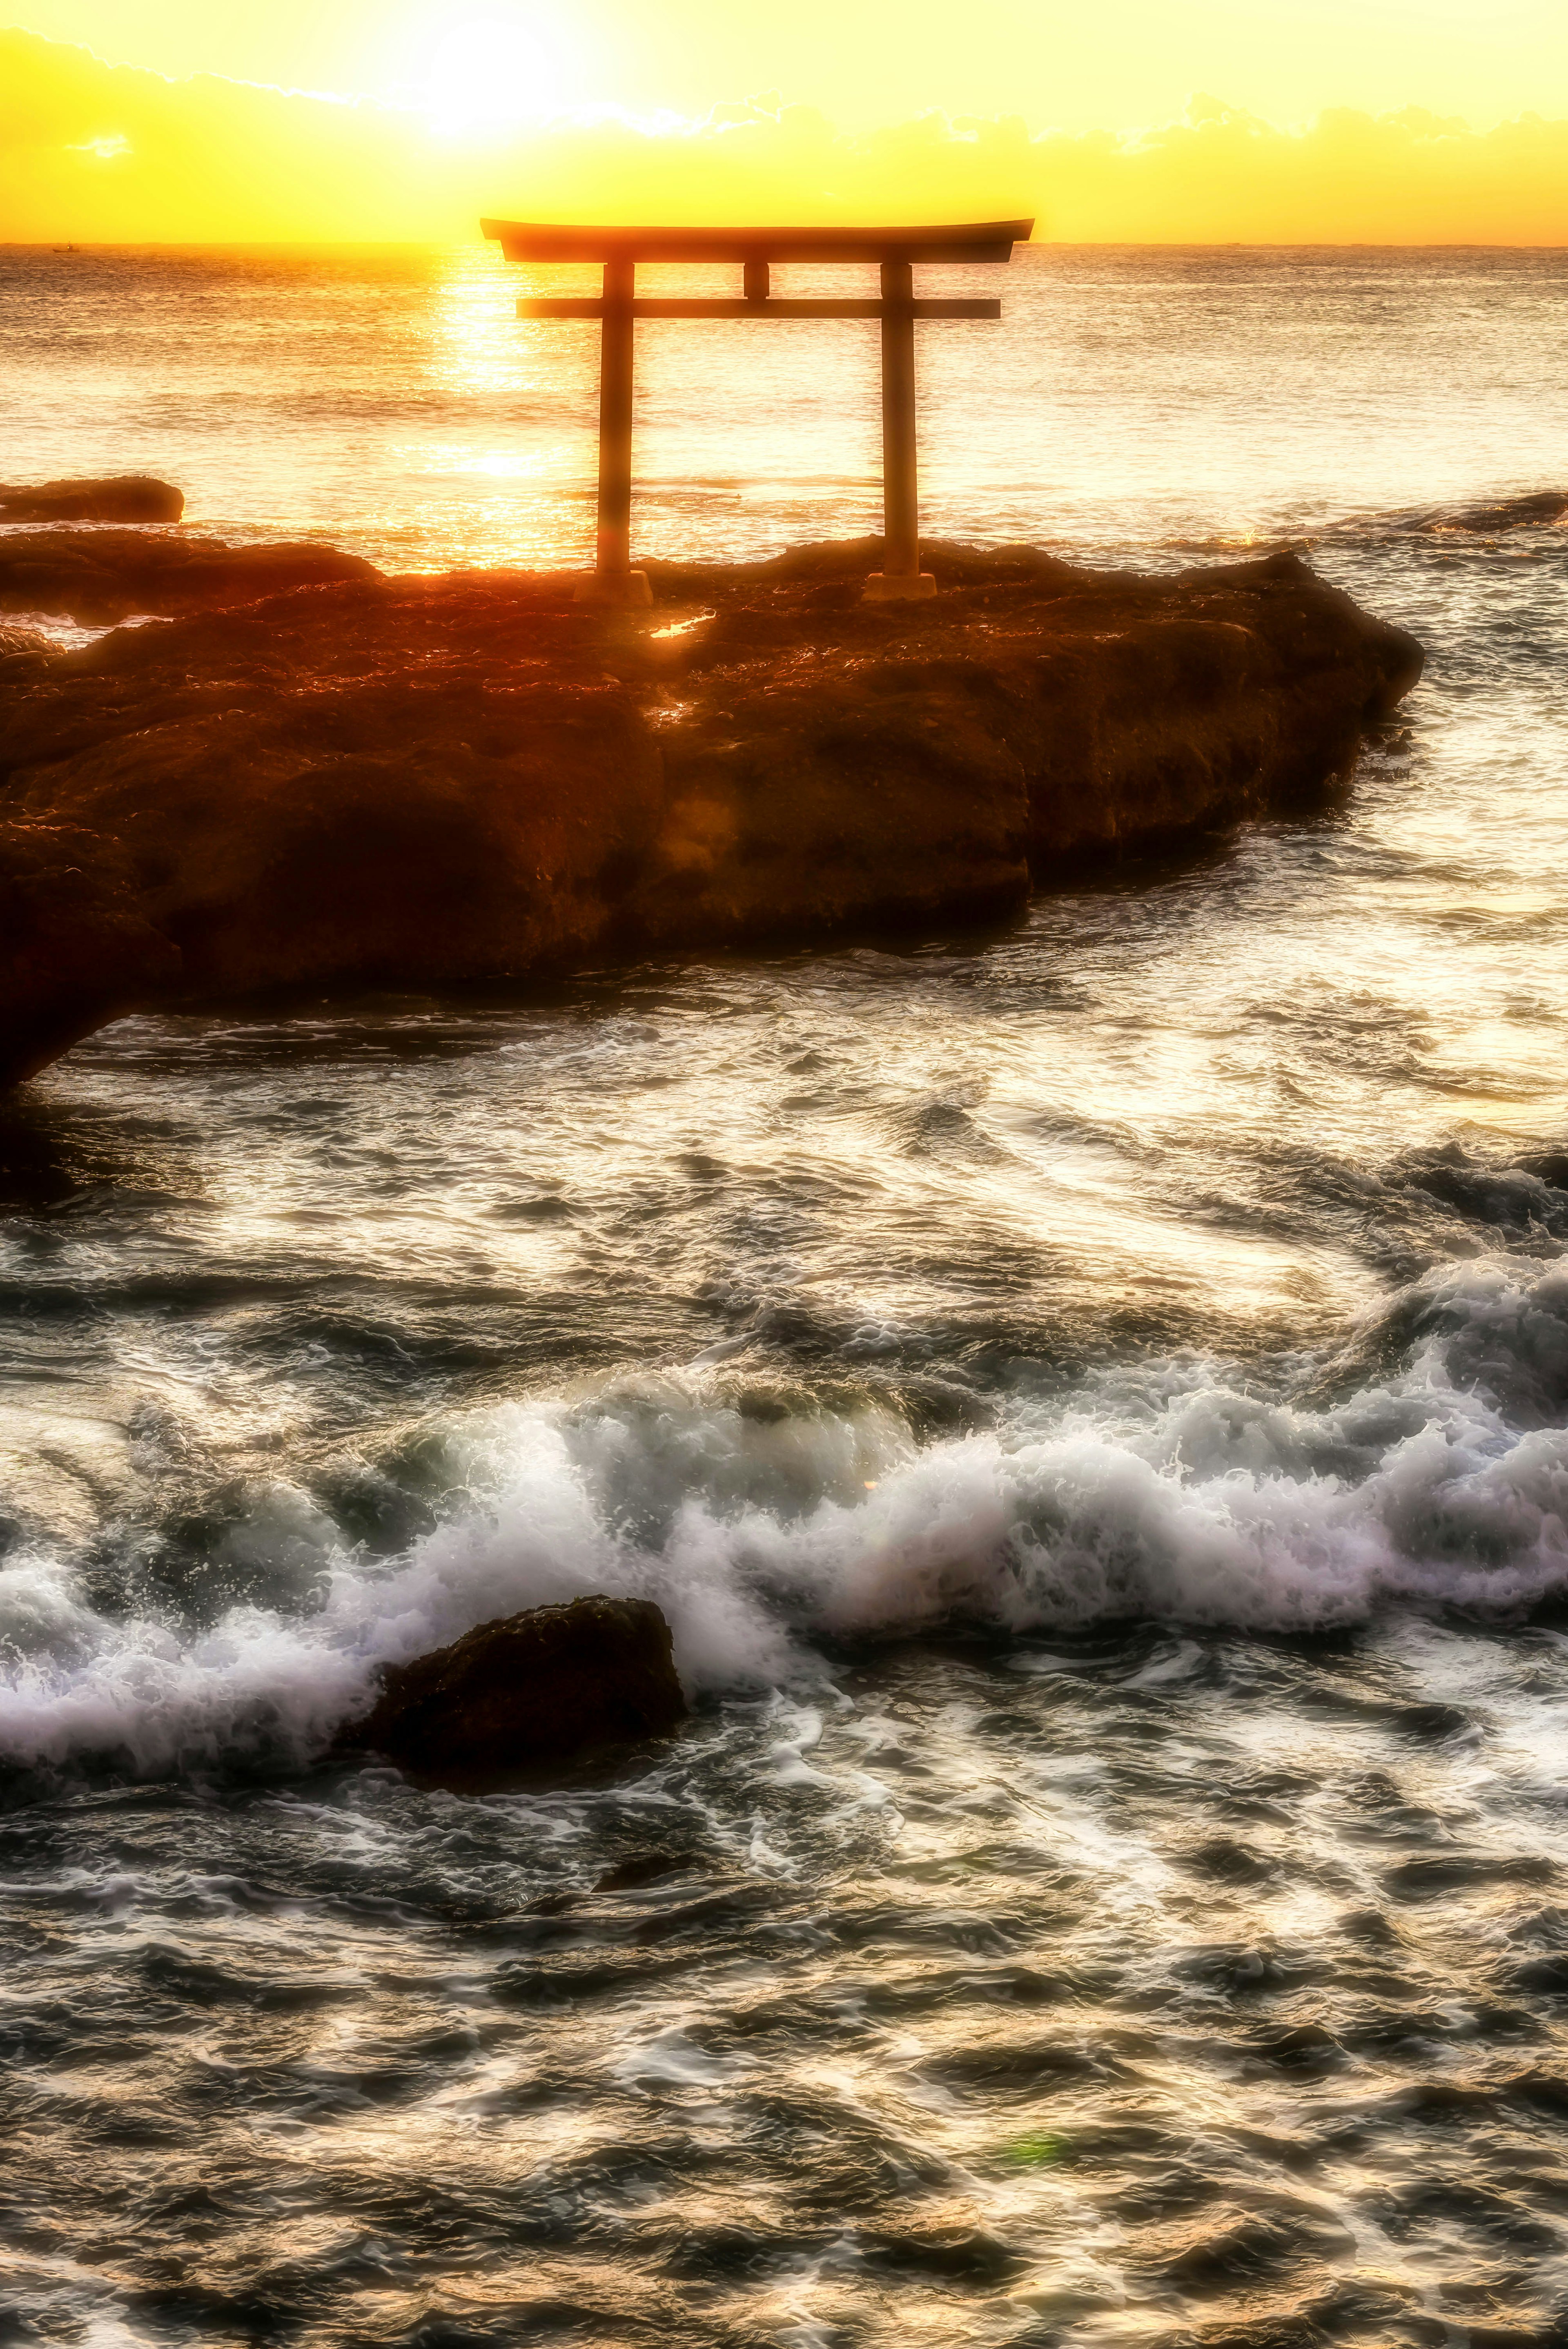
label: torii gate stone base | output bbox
[481,218,1033,607]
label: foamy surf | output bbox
[2,1255,1563,1780]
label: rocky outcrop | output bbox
[0,536,1423,1088]
[0,816,183,1086]
[0,528,379,625]
[0,474,185,525]
[341,1597,687,1791]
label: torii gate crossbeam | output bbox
[481,218,1033,604]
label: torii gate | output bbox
[481,217,1033,606]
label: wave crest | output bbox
[1,1257,1565,1778]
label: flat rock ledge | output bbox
[338,1596,687,1793]
[0,475,186,527]
[0,526,375,625]
[0,533,1423,1089]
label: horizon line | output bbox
[8,234,1568,251]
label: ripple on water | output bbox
[1,1629,1567,2342]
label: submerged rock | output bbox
[1402,489,1567,535]
[0,474,185,526]
[342,1596,687,1792]
[0,535,1423,1088]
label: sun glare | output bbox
[422,14,565,130]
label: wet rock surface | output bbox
[0,474,185,526]
[0,535,1423,1088]
[0,816,182,1088]
[341,1597,688,1792]
[0,528,378,625]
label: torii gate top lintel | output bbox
[481,215,1034,605]
[481,218,1033,264]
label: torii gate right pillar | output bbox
[868,257,935,602]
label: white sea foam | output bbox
[1,1258,1564,1777]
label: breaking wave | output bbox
[1,1255,1564,1781]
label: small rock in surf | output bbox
[339,1595,687,1792]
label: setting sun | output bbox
[418,12,572,130]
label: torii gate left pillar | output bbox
[481,218,1032,606]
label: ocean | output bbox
[1,239,1567,2348]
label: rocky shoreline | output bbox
[0,520,1423,1090]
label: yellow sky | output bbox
[9,0,1568,134]
[4,4,1568,241]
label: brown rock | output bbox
[0,818,183,1088]
[0,528,379,625]
[0,625,53,664]
[0,538,1423,1087]
[631,540,1422,924]
[0,474,185,526]
[342,1596,687,1791]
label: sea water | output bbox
[0,241,1567,2347]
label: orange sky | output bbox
[4,8,1568,243]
